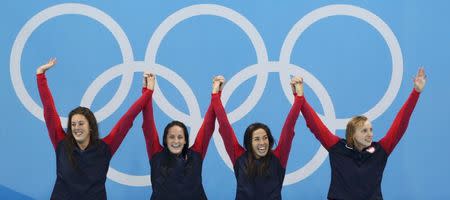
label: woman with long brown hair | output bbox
[212,75,304,199]
[36,58,152,199]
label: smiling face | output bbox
[165,125,187,155]
[70,114,91,149]
[353,120,373,151]
[251,128,270,159]
[346,116,374,151]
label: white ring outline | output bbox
[145,4,270,146]
[280,4,403,129]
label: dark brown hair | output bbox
[243,122,274,179]
[64,106,100,168]
[161,120,192,176]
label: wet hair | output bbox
[243,122,275,179]
[163,120,189,157]
[65,106,100,168]
[161,120,192,176]
[345,116,368,148]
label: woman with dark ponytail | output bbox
[36,58,152,199]
[212,75,304,199]
[141,73,221,199]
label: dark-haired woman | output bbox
[141,73,221,199]
[212,75,304,199]
[299,68,426,200]
[36,58,152,199]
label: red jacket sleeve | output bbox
[301,97,340,150]
[191,94,217,160]
[212,92,245,166]
[141,88,163,160]
[37,73,66,150]
[102,88,152,156]
[379,89,420,155]
[273,95,304,168]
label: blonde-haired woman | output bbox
[299,68,426,200]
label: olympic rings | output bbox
[10,3,403,186]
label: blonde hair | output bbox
[345,116,368,147]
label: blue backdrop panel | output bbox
[1,1,449,199]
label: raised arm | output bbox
[102,73,153,156]
[190,77,221,159]
[36,58,65,149]
[379,67,425,155]
[300,78,340,150]
[211,76,245,166]
[274,76,305,168]
[140,73,163,160]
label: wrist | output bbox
[414,86,422,93]
[36,68,45,74]
[212,86,220,94]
